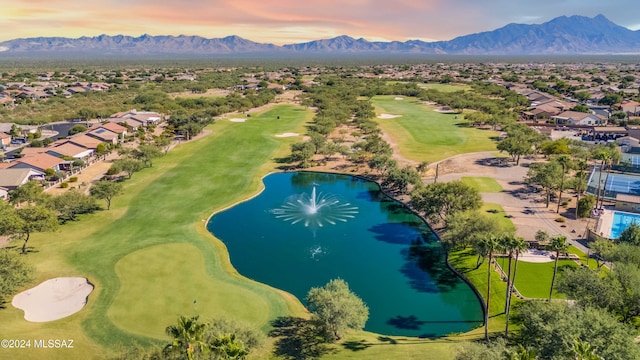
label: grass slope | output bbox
[372,95,498,163]
[0,105,311,359]
[461,177,503,193]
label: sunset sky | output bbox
[2,0,640,44]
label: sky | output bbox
[2,0,640,44]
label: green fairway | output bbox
[417,83,471,92]
[372,95,498,163]
[0,105,312,359]
[462,176,503,193]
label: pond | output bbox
[207,172,483,337]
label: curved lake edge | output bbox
[344,171,488,332]
[206,169,486,337]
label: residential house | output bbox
[86,127,119,144]
[110,109,163,125]
[0,168,46,190]
[616,101,640,116]
[0,186,8,200]
[18,147,47,157]
[107,117,144,131]
[551,111,602,126]
[46,143,93,159]
[10,153,65,173]
[99,122,127,137]
[0,132,10,148]
[66,134,103,150]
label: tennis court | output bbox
[586,168,640,201]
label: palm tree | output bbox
[508,344,538,360]
[572,339,604,360]
[164,315,208,360]
[504,236,528,338]
[210,333,249,360]
[573,159,589,220]
[548,235,569,301]
[475,234,501,341]
[592,150,610,209]
[555,154,572,214]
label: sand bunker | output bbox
[12,277,94,322]
[394,97,404,100]
[229,118,246,122]
[377,114,402,119]
[275,132,299,138]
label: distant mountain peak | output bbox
[0,14,638,57]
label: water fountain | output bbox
[271,186,359,228]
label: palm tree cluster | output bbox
[164,315,250,360]
[473,233,528,340]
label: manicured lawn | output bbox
[481,203,517,233]
[0,105,312,359]
[495,257,579,299]
[462,176,503,193]
[416,83,471,92]
[372,95,498,163]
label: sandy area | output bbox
[229,118,246,122]
[12,277,94,322]
[377,114,402,119]
[275,132,299,138]
[394,97,404,100]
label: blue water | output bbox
[610,211,640,239]
[207,172,483,337]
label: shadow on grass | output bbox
[269,316,336,360]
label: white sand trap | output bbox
[229,118,246,122]
[275,132,299,138]
[12,277,94,322]
[517,249,553,263]
[377,113,402,119]
[394,97,404,100]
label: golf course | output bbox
[372,95,499,163]
[0,105,315,359]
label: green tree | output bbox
[89,180,123,210]
[9,180,47,205]
[48,189,100,222]
[572,339,604,360]
[68,124,88,136]
[516,301,639,360]
[132,144,163,167]
[411,181,482,227]
[577,195,596,218]
[590,238,614,268]
[382,166,421,194]
[442,211,501,254]
[0,249,34,303]
[305,278,369,341]
[548,235,569,301]
[112,158,144,179]
[209,333,248,360]
[525,162,562,208]
[15,205,58,254]
[617,222,640,244]
[164,315,208,360]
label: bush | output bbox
[68,177,78,183]
[577,195,596,218]
[60,182,69,188]
[555,217,565,223]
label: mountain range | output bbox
[1,14,638,57]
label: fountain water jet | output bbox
[271,186,358,228]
